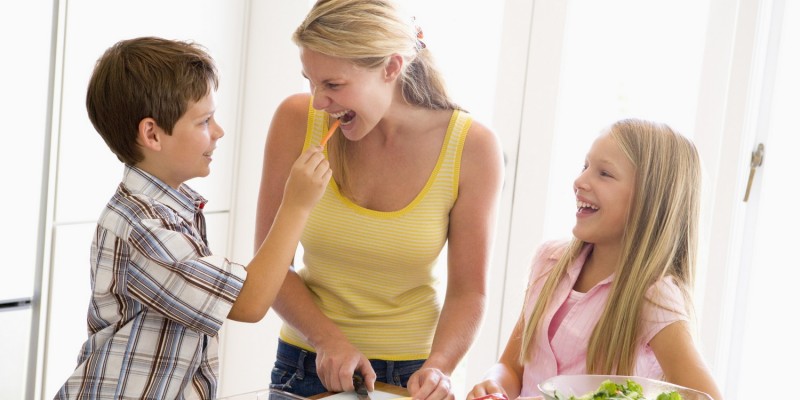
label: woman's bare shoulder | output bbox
[460,115,504,179]
[273,92,312,121]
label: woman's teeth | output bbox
[576,200,598,210]
[329,109,355,125]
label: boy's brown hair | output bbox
[86,36,219,165]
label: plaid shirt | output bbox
[55,166,246,399]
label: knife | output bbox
[353,375,371,400]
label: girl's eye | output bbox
[326,82,340,89]
[600,170,612,177]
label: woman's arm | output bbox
[650,321,723,400]
[254,93,374,392]
[407,119,505,400]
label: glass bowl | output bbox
[538,374,712,400]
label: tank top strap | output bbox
[436,109,471,199]
[304,100,330,150]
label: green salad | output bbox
[553,379,682,400]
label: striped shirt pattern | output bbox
[55,166,246,399]
[279,104,469,360]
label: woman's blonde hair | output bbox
[293,0,460,195]
[520,119,701,375]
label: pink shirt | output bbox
[520,240,688,396]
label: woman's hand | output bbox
[406,367,454,400]
[315,338,376,393]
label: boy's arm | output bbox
[228,146,330,322]
[254,94,374,393]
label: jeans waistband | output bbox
[276,339,318,375]
[275,339,426,381]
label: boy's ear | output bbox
[384,53,404,82]
[137,117,162,151]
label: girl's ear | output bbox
[384,53,404,82]
[137,117,162,151]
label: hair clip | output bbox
[413,16,427,50]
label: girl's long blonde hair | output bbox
[292,0,460,195]
[520,119,701,375]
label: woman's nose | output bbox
[311,91,331,110]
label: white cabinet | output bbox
[54,0,247,224]
[0,2,54,399]
[43,223,94,397]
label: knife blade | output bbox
[353,375,371,400]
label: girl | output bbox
[467,119,722,400]
[254,1,504,400]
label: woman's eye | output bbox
[326,82,340,89]
[600,170,612,177]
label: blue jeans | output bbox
[270,339,426,397]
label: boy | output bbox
[55,36,331,399]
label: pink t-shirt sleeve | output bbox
[640,276,690,345]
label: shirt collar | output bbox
[121,165,207,220]
[558,242,616,287]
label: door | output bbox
[494,0,788,396]
[722,0,799,397]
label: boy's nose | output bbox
[212,122,225,139]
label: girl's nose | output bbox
[573,175,589,194]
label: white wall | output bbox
[9,0,768,399]
[218,1,309,396]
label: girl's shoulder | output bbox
[643,275,691,319]
[537,238,573,261]
[528,239,572,278]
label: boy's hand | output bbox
[283,146,331,210]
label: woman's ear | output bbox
[384,53,404,81]
[137,117,162,151]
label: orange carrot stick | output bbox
[320,119,341,147]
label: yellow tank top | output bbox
[278,103,471,360]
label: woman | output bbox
[254,1,504,399]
